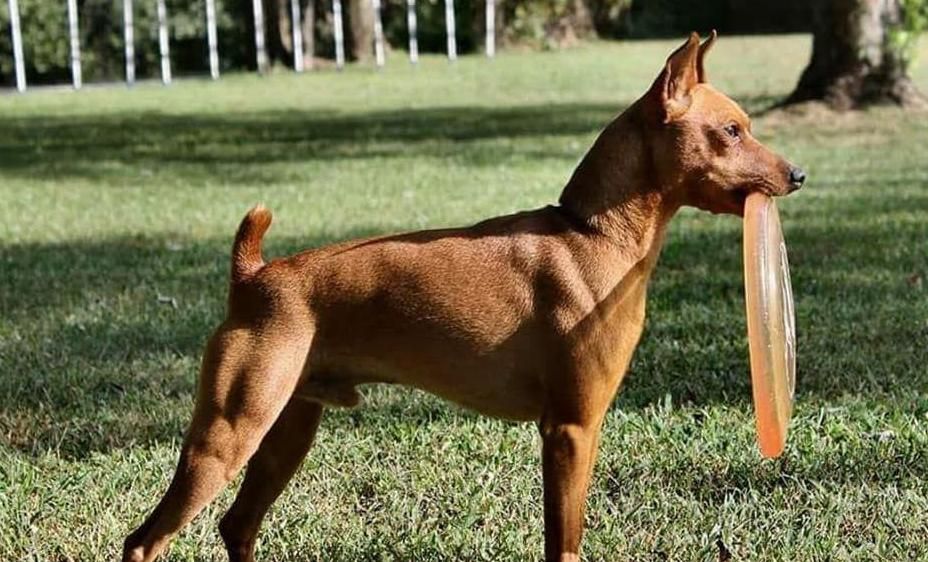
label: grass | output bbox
[1,35,928,561]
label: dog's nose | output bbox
[788,166,806,191]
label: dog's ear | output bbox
[648,32,701,122]
[697,30,717,83]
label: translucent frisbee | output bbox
[743,192,796,458]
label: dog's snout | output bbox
[788,166,806,191]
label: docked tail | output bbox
[231,205,272,283]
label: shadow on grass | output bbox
[1,195,925,463]
[0,103,618,183]
[0,95,782,183]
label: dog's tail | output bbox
[231,205,272,283]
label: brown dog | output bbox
[123,32,804,562]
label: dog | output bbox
[123,31,805,562]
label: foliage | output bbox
[590,0,632,36]
[621,0,729,38]
[503,1,559,48]
[0,0,816,83]
[502,0,632,49]
[0,0,69,79]
[891,0,928,68]
[0,0,254,83]
[381,0,479,55]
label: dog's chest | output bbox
[553,252,656,391]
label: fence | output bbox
[3,0,498,92]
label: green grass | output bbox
[2,35,928,561]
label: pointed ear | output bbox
[648,32,701,122]
[697,30,717,83]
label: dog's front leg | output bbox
[539,411,605,562]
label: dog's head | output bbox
[644,32,805,215]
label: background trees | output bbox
[785,0,927,108]
[4,0,927,111]
[0,0,815,83]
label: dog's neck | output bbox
[558,103,679,264]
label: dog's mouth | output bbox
[695,185,773,217]
[724,186,751,216]
[728,183,784,216]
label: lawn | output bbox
[1,35,928,561]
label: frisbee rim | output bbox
[743,193,796,459]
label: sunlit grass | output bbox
[1,35,927,560]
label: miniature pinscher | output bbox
[123,32,805,562]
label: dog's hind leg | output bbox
[218,398,324,562]
[122,326,309,562]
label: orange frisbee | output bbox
[743,192,796,458]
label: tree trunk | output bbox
[501,0,595,48]
[264,0,290,64]
[302,0,315,69]
[474,0,502,54]
[277,0,292,54]
[545,0,596,47]
[348,0,374,62]
[272,0,314,68]
[785,0,925,109]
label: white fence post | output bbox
[205,0,219,79]
[7,0,26,92]
[444,0,456,61]
[406,0,417,63]
[290,0,303,72]
[485,0,495,58]
[157,0,171,84]
[123,0,135,85]
[252,0,268,73]
[66,0,81,88]
[332,0,344,70]
[371,0,384,68]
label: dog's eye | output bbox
[723,123,741,139]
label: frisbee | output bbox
[743,192,796,458]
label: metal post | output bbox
[67,0,82,88]
[123,0,135,85]
[252,0,268,73]
[290,0,303,72]
[371,0,384,68]
[485,0,495,58]
[332,0,345,70]
[444,0,456,61]
[8,0,26,92]
[205,0,219,79]
[157,0,171,84]
[406,0,417,63]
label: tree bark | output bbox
[278,0,292,54]
[474,0,502,54]
[501,0,595,48]
[270,0,314,68]
[545,0,596,47]
[264,0,290,64]
[785,0,925,109]
[348,0,374,62]
[302,0,315,69]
